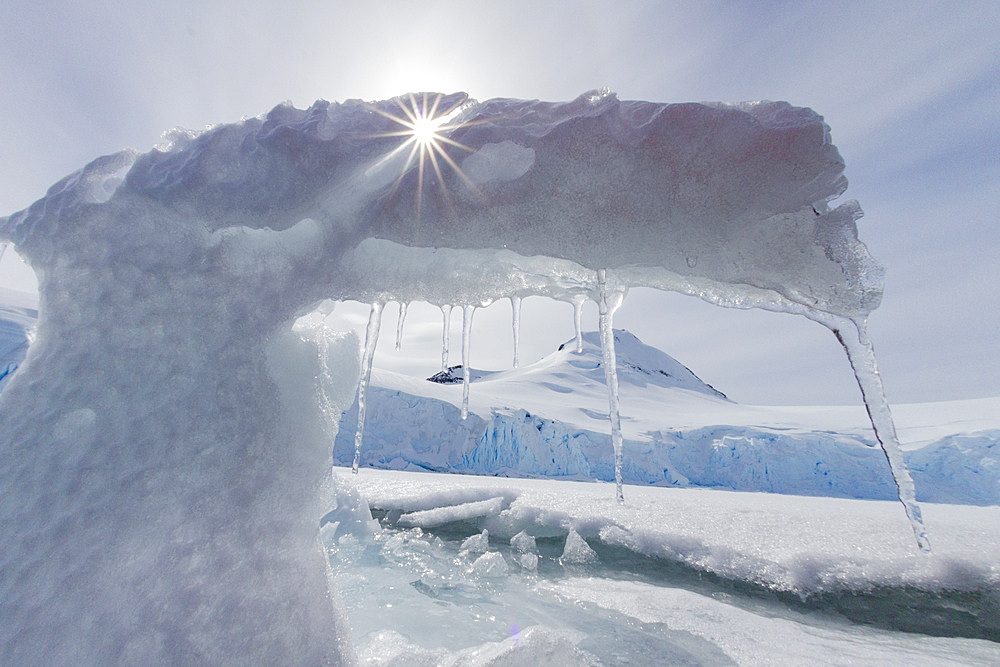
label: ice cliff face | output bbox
[336,332,999,505]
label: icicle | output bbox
[353,301,384,474]
[510,296,522,368]
[572,295,586,353]
[461,305,475,420]
[394,301,408,351]
[440,304,452,371]
[597,269,625,503]
[833,318,931,552]
[316,325,338,429]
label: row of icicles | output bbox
[334,269,629,503]
[316,270,933,551]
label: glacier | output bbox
[0,91,932,662]
[336,329,1000,505]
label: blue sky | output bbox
[1,0,998,405]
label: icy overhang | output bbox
[0,90,882,320]
[0,95,931,665]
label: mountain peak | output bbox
[556,329,728,400]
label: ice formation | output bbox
[0,90,922,662]
[393,301,407,351]
[440,303,452,370]
[597,269,626,502]
[510,295,522,368]
[354,301,384,473]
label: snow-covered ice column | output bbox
[0,210,360,662]
[0,90,926,663]
[572,294,586,353]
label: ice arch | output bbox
[0,91,924,663]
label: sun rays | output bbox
[367,93,480,217]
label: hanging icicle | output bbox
[461,305,475,420]
[510,296,522,368]
[352,301,384,474]
[395,301,408,352]
[315,324,339,431]
[831,318,931,552]
[597,269,625,503]
[572,294,586,353]
[439,304,453,371]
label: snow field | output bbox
[330,326,1000,505]
[326,468,1000,664]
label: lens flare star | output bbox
[368,93,480,217]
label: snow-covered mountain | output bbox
[336,329,1000,505]
[2,291,996,506]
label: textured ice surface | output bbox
[0,91,908,661]
[352,469,1000,598]
[2,92,880,317]
[335,469,1000,663]
[561,529,600,565]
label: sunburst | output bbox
[367,92,481,217]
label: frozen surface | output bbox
[0,91,916,661]
[330,468,1000,664]
[349,469,1000,595]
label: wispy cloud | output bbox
[1,0,997,403]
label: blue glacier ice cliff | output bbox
[335,330,999,506]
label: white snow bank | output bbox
[348,469,1000,596]
[399,497,509,528]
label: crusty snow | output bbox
[329,468,1000,664]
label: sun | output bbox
[411,114,440,147]
[367,93,479,217]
